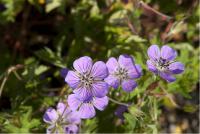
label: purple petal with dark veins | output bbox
[147,45,160,61]
[78,103,95,119]
[73,86,92,101]
[161,45,177,61]
[92,82,109,98]
[67,94,81,111]
[104,75,120,89]
[146,60,158,74]
[169,62,184,74]
[43,108,58,124]
[93,96,109,111]
[73,56,93,74]
[160,71,176,82]
[65,71,80,89]
[121,79,137,92]
[106,57,118,73]
[91,61,108,79]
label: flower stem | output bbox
[108,97,130,107]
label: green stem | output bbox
[108,97,130,107]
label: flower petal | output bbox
[64,125,79,134]
[67,94,81,111]
[106,57,118,73]
[161,45,177,61]
[160,71,176,82]
[128,64,142,79]
[93,96,109,111]
[73,86,92,101]
[56,102,70,115]
[147,45,160,61]
[73,56,93,74]
[78,103,95,119]
[118,54,135,70]
[104,75,120,89]
[67,111,81,124]
[121,79,137,92]
[92,82,109,98]
[65,71,80,89]
[115,105,128,120]
[146,60,158,73]
[46,124,56,134]
[91,61,108,79]
[43,108,58,124]
[169,62,184,74]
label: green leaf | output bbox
[34,65,49,75]
[35,47,65,68]
[45,0,62,13]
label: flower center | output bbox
[114,67,129,80]
[156,58,171,71]
[79,72,94,87]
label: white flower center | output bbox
[78,72,94,87]
[114,67,129,80]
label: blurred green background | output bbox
[0,0,199,133]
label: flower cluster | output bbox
[65,55,142,119]
[43,45,184,133]
[43,102,81,134]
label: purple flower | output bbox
[115,105,128,120]
[105,55,142,92]
[67,94,109,119]
[65,56,109,100]
[43,102,81,134]
[147,45,184,82]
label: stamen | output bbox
[114,66,129,80]
[78,72,94,88]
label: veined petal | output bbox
[92,82,109,98]
[43,108,58,124]
[56,102,70,116]
[46,124,56,134]
[128,64,142,79]
[147,45,160,61]
[160,71,176,82]
[169,62,184,74]
[118,54,135,69]
[93,96,109,111]
[161,45,177,61]
[65,71,80,89]
[146,60,158,73]
[64,124,79,134]
[121,79,137,92]
[73,86,92,101]
[78,103,95,119]
[67,94,81,111]
[104,75,119,89]
[73,56,93,74]
[67,111,81,124]
[91,61,108,79]
[106,57,118,73]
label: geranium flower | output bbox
[67,94,109,119]
[65,56,109,100]
[105,55,142,92]
[147,45,184,82]
[43,102,81,134]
